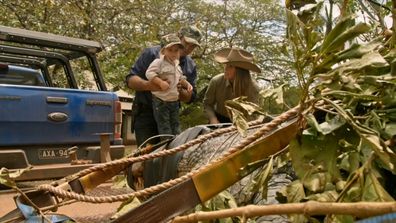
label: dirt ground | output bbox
[0,145,137,222]
[0,182,133,222]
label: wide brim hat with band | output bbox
[160,33,184,52]
[178,25,203,47]
[214,47,261,73]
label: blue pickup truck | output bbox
[0,26,125,180]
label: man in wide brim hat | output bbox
[213,47,261,73]
[178,25,202,47]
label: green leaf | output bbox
[323,52,388,80]
[305,190,338,202]
[304,113,321,135]
[260,84,286,106]
[228,109,249,137]
[0,168,16,188]
[384,123,396,138]
[274,85,285,105]
[337,39,382,61]
[225,97,265,137]
[381,86,396,109]
[294,2,320,24]
[290,125,360,193]
[360,134,396,174]
[362,170,394,202]
[319,115,346,135]
[358,74,396,87]
[343,173,364,202]
[225,96,265,117]
[302,172,332,193]
[338,151,360,173]
[321,22,371,55]
[111,196,141,220]
[0,167,32,188]
[286,9,306,43]
[277,180,307,223]
[280,180,306,203]
[260,84,286,105]
[111,175,128,189]
[323,90,379,101]
[322,98,375,135]
[320,16,355,54]
[325,214,354,223]
[317,40,383,71]
[260,88,276,98]
[249,156,274,200]
[198,191,238,223]
[384,48,396,62]
[353,52,388,68]
[286,9,307,53]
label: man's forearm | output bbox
[151,76,163,87]
[203,103,218,123]
[127,75,161,91]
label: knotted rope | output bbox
[38,106,300,203]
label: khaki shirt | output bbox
[146,57,183,102]
[203,73,260,120]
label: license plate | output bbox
[38,148,69,159]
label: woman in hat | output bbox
[203,47,261,124]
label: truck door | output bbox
[0,85,117,146]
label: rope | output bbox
[37,106,299,203]
[74,121,257,178]
[137,134,174,151]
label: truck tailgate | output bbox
[0,84,117,146]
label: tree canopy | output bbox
[1,1,396,221]
[0,0,286,92]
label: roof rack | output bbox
[0,25,103,54]
[0,25,107,91]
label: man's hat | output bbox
[160,33,184,50]
[178,25,202,47]
[214,47,261,73]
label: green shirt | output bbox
[203,73,260,120]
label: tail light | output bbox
[0,63,9,74]
[114,100,122,140]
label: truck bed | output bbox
[0,84,118,146]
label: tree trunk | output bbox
[177,125,293,223]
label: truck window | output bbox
[0,64,46,86]
[71,57,99,91]
[48,63,70,88]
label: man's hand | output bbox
[158,80,170,91]
[184,82,193,92]
[177,79,193,102]
[209,117,220,124]
[178,87,192,102]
